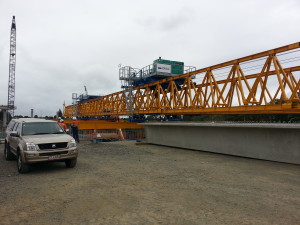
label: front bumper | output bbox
[23,147,78,163]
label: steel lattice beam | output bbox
[64,42,300,117]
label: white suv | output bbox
[4,118,78,173]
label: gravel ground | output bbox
[0,141,300,225]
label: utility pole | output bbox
[7,16,16,119]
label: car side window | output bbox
[16,123,22,135]
[12,122,19,132]
[7,121,15,131]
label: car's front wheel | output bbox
[17,152,29,173]
[65,158,77,168]
[4,143,15,161]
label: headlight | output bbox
[68,139,76,148]
[26,143,37,151]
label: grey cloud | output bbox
[136,7,194,32]
[0,0,299,117]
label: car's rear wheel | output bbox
[65,158,77,168]
[17,152,29,173]
[4,143,14,161]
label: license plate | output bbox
[48,155,61,160]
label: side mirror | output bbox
[10,132,20,137]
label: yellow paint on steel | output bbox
[63,119,143,130]
[64,42,300,117]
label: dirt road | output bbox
[0,141,299,225]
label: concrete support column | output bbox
[3,110,7,127]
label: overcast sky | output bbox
[0,0,299,117]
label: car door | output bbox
[5,120,15,139]
[9,122,20,154]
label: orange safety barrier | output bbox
[63,119,143,130]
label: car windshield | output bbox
[22,122,64,136]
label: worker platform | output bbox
[119,57,196,88]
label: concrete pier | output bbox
[142,122,300,165]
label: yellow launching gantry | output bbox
[64,42,300,117]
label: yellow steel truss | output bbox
[64,43,300,117]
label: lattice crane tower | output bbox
[7,16,16,117]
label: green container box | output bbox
[153,58,184,75]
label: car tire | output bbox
[4,143,15,161]
[65,158,77,168]
[17,152,29,173]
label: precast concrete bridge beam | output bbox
[142,122,300,165]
